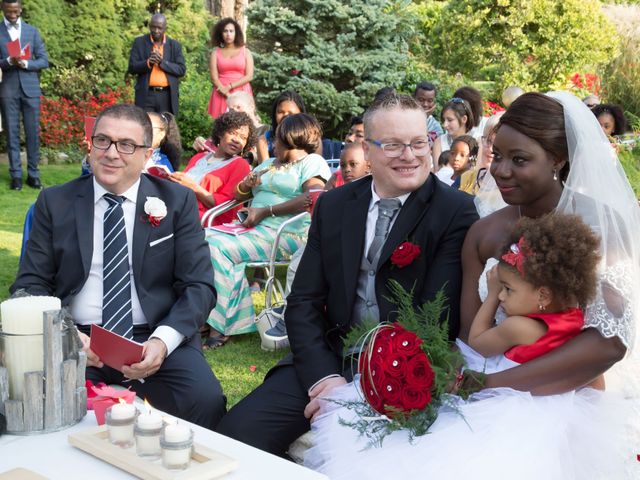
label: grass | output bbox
[0,163,288,408]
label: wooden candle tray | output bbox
[68,425,238,480]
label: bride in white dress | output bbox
[304,92,640,479]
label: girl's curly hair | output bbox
[211,110,256,158]
[500,213,601,308]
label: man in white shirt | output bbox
[217,93,478,456]
[12,104,225,429]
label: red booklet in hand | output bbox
[146,164,172,179]
[21,43,30,60]
[209,222,254,236]
[6,39,20,58]
[90,324,144,372]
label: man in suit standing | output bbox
[128,13,185,116]
[12,104,226,430]
[217,93,479,455]
[0,0,48,191]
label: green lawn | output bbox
[0,163,287,407]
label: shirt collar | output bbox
[4,18,20,29]
[369,181,411,212]
[93,177,140,205]
[149,34,166,45]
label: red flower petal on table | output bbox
[405,353,435,389]
[249,365,257,372]
[390,242,421,268]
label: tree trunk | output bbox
[204,0,248,36]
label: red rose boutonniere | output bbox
[390,241,421,268]
[143,196,167,227]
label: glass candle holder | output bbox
[135,412,163,458]
[160,424,193,470]
[105,404,136,448]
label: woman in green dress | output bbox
[204,113,331,348]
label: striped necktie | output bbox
[101,194,133,339]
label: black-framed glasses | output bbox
[91,135,148,155]
[366,139,430,158]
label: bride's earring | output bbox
[538,303,546,312]
[553,169,558,181]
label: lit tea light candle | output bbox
[135,400,162,458]
[106,400,136,448]
[161,423,193,470]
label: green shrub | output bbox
[247,0,413,138]
[423,0,619,92]
[604,37,640,125]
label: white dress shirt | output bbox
[309,181,410,394]
[71,178,184,355]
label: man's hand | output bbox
[121,337,167,380]
[304,376,347,423]
[78,331,103,368]
[168,171,198,191]
[16,59,26,69]
[148,51,162,65]
[8,56,19,66]
[193,136,213,152]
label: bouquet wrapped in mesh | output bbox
[339,282,466,446]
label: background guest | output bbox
[203,113,331,349]
[170,110,254,223]
[454,85,486,140]
[414,81,444,144]
[459,112,503,195]
[265,90,306,157]
[583,94,600,109]
[0,0,48,191]
[325,141,370,190]
[432,97,474,170]
[128,13,186,116]
[501,85,524,108]
[207,18,254,119]
[344,115,364,144]
[591,103,628,138]
[448,135,478,190]
[146,111,181,172]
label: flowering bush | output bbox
[567,72,601,99]
[40,87,132,149]
[483,100,505,117]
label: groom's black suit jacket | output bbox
[11,174,215,349]
[286,174,479,391]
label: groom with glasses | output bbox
[12,104,226,430]
[217,93,479,456]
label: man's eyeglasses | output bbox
[366,139,430,158]
[91,135,148,155]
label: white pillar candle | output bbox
[135,410,163,457]
[161,424,193,470]
[0,296,61,400]
[106,403,136,447]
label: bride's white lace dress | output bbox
[304,259,635,480]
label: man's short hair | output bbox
[363,93,422,137]
[414,81,436,96]
[349,115,363,128]
[94,104,153,147]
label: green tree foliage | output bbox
[422,0,619,92]
[247,0,412,137]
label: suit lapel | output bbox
[377,175,435,271]
[75,178,95,279]
[342,178,372,315]
[132,176,154,281]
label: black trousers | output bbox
[216,360,354,458]
[140,88,172,115]
[82,325,226,430]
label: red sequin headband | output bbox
[501,237,531,276]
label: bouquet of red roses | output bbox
[339,281,465,446]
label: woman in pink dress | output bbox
[207,18,254,119]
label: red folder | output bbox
[21,43,30,60]
[146,164,172,179]
[6,38,20,58]
[90,324,144,372]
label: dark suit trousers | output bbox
[83,326,226,430]
[216,359,352,458]
[1,91,40,179]
[140,88,172,115]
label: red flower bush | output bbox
[359,323,435,418]
[390,241,421,268]
[40,87,132,149]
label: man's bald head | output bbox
[149,14,167,42]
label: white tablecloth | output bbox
[0,414,327,479]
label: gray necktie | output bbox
[367,198,401,263]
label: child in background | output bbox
[449,135,478,189]
[326,142,370,190]
[146,111,182,172]
[434,150,454,186]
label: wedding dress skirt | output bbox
[305,362,631,480]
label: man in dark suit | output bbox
[128,13,185,116]
[12,104,225,430]
[0,0,48,191]
[217,93,479,455]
